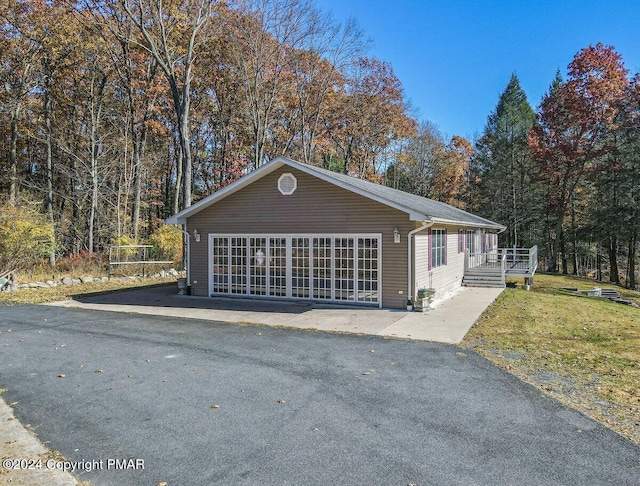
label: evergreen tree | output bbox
[473,73,540,247]
[589,77,640,286]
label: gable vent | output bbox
[278,173,297,195]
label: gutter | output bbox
[429,217,505,232]
[407,220,434,308]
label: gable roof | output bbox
[165,156,505,231]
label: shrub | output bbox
[110,235,139,262]
[149,225,183,264]
[56,250,107,275]
[0,203,55,272]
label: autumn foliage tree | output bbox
[528,43,629,272]
[0,0,419,271]
[386,122,472,209]
[430,135,473,209]
[325,56,416,180]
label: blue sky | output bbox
[320,0,640,140]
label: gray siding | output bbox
[186,167,413,308]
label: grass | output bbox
[0,276,177,305]
[463,273,640,445]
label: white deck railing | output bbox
[465,246,538,277]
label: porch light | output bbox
[193,229,200,242]
[394,227,400,243]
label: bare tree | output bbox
[230,0,322,169]
[0,21,38,205]
[289,13,367,164]
[118,0,217,209]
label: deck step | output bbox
[462,282,506,288]
[462,274,505,288]
[463,275,503,282]
[600,288,622,300]
[464,271,503,278]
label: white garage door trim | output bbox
[208,233,382,307]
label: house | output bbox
[165,156,506,309]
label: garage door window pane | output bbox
[313,238,332,299]
[358,238,378,302]
[230,237,247,294]
[291,238,310,298]
[211,237,228,294]
[269,238,287,296]
[250,237,267,295]
[335,238,355,301]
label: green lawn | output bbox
[464,273,640,445]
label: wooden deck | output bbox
[463,246,538,288]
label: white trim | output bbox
[208,236,212,297]
[431,228,447,268]
[277,173,297,195]
[166,156,505,230]
[207,233,382,307]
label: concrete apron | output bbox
[47,286,504,345]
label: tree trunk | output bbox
[560,229,568,274]
[132,127,146,241]
[88,71,106,253]
[168,79,191,211]
[44,61,56,266]
[628,234,637,289]
[571,197,578,275]
[9,103,20,205]
[548,216,563,273]
[173,137,183,216]
[69,132,80,254]
[607,236,620,285]
[89,148,99,253]
[179,91,192,209]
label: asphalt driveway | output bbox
[0,304,638,485]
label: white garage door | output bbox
[208,234,381,307]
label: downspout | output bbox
[407,220,434,308]
[179,227,191,288]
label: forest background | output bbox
[1,0,638,288]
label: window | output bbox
[465,229,476,254]
[431,229,446,268]
[458,229,464,253]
